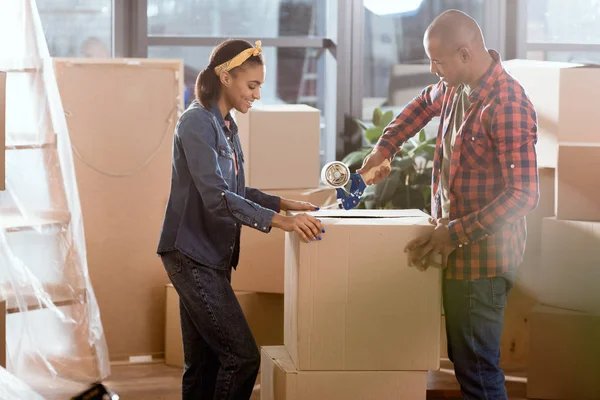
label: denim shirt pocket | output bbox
[217,144,235,185]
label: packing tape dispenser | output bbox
[320,158,390,210]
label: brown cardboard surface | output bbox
[539,217,600,315]
[164,284,182,368]
[260,346,427,400]
[0,300,5,368]
[556,144,600,221]
[527,304,600,400]
[165,285,284,368]
[232,187,336,294]
[0,71,5,191]
[503,60,600,167]
[235,105,321,190]
[53,58,184,361]
[285,209,442,371]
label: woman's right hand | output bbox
[271,213,324,243]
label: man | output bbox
[358,10,539,400]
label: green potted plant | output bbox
[342,107,436,212]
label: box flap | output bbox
[262,346,297,373]
[291,209,431,226]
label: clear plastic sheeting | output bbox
[0,366,45,400]
[0,0,110,389]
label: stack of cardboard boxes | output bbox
[165,105,337,367]
[260,209,442,400]
[505,60,600,399]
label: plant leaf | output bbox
[365,126,383,144]
[381,110,394,127]
[353,118,369,131]
[419,129,426,142]
[372,107,383,126]
[341,147,371,168]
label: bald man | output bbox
[358,10,538,400]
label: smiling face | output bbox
[424,34,471,87]
[221,63,265,114]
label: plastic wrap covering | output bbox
[0,0,110,389]
[0,366,45,400]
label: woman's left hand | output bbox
[280,198,319,212]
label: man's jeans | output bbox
[161,250,260,400]
[443,273,514,400]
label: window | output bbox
[527,0,600,44]
[361,0,484,127]
[525,0,600,62]
[37,0,112,57]
[147,0,328,37]
[147,0,337,165]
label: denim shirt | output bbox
[157,100,281,270]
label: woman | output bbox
[157,39,324,400]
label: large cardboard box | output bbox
[538,217,600,315]
[0,300,5,368]
[260,346,427,400]
[285,209,442,371]
[235,105,321,190]
[232,187,336,294]
[527,304,600,400]
[0,71,5,191]
[503,60,600,167]
[165,284,284,368]
[556,144,600,221]
[54,58,184,361]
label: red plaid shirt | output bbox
[376,51,539,279]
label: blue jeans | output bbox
[443,273,514,400]
[161,250,260,400]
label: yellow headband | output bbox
[214,40,263,76]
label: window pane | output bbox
[37,0,112,57]
[148,45,337,165]
[147,0,333,38]
[527,0,600,44]
[546,51,600,64]
[362,0,484,125]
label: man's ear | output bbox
[459,47,471,63]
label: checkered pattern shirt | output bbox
[375,51,539,279]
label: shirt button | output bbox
[471,137,475,141]
[458,244,463,248]
[254,223,258,227]
[510,164,515,169]
[263,227,267,231]
[221,192,225,196]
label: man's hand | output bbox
[404,217,455,270]
[356,150,391,185]
[280,198,319,212]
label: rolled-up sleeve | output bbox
[178,114,276,232]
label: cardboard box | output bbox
[285,209,442,371]
[538,217,600,315]
[527,304,600,400]
[0,300,5,368]
[516,167,555,289]
[556,144,600,221]
[235,105,321,190]
[1,71,5,191]
[165,284,284,368]
[232,187,336,294]
[503,60,600,167]
[54,58,184,361]
[260,346,427,400]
